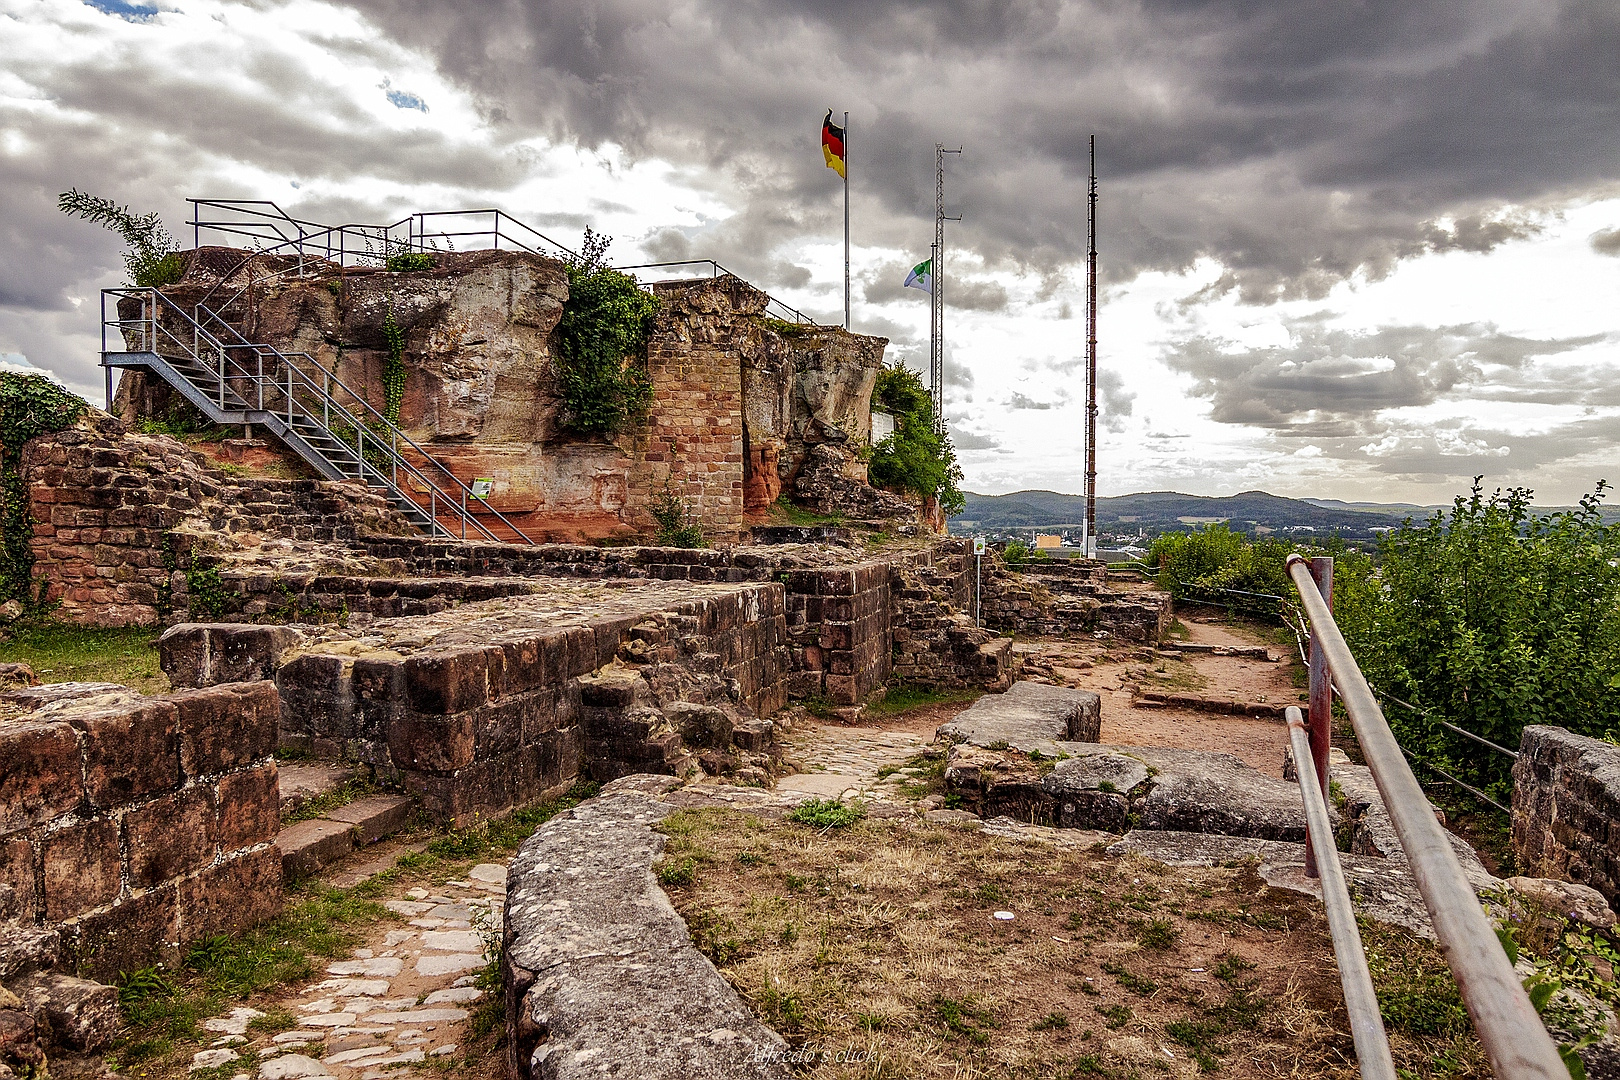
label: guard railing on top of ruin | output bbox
[1284,553,1570,1080]
[184,199,824,327]
[100,285,538,546]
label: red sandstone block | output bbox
[217,763,280,851]
[403,647,494,715]
[0,721,83,831]
[387,713,475,772]
[66,882,179,982]
[177,846,281,943]
[126,787,217,888]
[42,817,120,921]
[67,701,179,810]
[0,831,35,924]
[175,682,279,778]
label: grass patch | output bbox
[768,494,845,527]
[280,775,384,825]
[653,808,1486,1078]
[864,683,980,718]
[0,623,167,694]
[786,798,865,829]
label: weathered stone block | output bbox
[0,721,82,831]
[0,832,36,924]
[42,817,121,921]
[10,971,121,1052]
[68,701,180,809]
[404,648,493,714]
[67,884,180,982]
[216,762,280,852]
[278,818,356,880]
[387,713,476,773]
[277,653,353,740]
[177,846,282,941]
[126,786,217,887]
[175,681,279,777]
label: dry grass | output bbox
[656,809,1488,1079]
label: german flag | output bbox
[821,110,846,179]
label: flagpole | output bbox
[843,111,850,330]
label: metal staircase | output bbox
[100,286,536,545]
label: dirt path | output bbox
[782,612,1305,784]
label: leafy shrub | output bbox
[1149,523,1296,613]
[1002,539,1045,567]
[649,484,704,547]
[868,364,966,516]
[1337,480,1620,795]
[384,251,436,272]
[380,304,407,425]
[555,229,658,435]
[58,189,183,287]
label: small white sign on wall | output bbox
[973,536,987,555]
[470,478,494,499]
[871,411,895,443]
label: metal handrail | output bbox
[1285,553,1568,1079]
[1285,705,1396,1080]
[103,287,535,545]
[188,200,824,327]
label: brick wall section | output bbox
[24,414,413,627]
[980,560,1171,643]
[781,561,892,705]
[0,682,282,979]
[1512,725,1620,912]
[890,544,1014,692]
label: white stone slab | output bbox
[414,953,485,976]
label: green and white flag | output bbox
[904,257,933,294]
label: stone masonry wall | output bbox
[781,560,892,705]
[980,558,1171,643]
[1512,725,1620,912]
[161,580,789,825]
[24,413,413,627]
[890,544,1014,693]
[0,681,283,979]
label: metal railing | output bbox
[101,287,536,546]
[186,201,823,326]
[1285,553,1568,1079]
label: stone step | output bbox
[278,794,417,879]
[1133,690,1293,717]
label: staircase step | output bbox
[278,793,417,879]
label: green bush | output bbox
[384,251,436,272]
[0,374,88,610]
[555,229,658,436]
[649,484,704,547]
[1149,524,1297,614]
[1002,539,1045,567]
[786,798,865,829]
[1337,480,1620,796]
[868,364,965,516]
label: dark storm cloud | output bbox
[1592,228,1620,256]
[1164,321,1604,431]
[348,0,1620,300]
[952,429,1002,450]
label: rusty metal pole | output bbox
[1304,555,1334,877]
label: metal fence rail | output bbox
[1285,553,1568,1079]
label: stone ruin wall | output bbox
[980,557,1172,643]
[0,680,283,980]
[118,248,897,543]
[1512,725,1620,913]
[23,413,415,628]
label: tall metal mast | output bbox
[933,144,961,433]
[1084,134,1099,559]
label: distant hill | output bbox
[952,489,1413,538]
[953,489,1620,536]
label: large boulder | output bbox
[937,681,1102,754]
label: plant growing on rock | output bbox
[868,363,966,517]
[58,188,184,287]
[649,482,704,547]
[556,229,658,436]
[0,373,88,617]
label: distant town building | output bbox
[1034,534,1063,549]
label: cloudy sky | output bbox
[4,0,1619,503]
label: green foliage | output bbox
[555,229,658,435]
[1337,480,1620,796]
[58,188,183,287]
[650,483,704,547]
[868,363,966,516]
[1002,539,1046,567]
[0,374,89,614]
[786,798,865,829]
[380,304,407,426]
[384,251,436,272]
[0,624,165,693]
[184,563,229,619]
[1148,523,1299,614]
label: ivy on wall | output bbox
[0,373,89,614]
[555,229,659,436]
[381,303,407,426]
